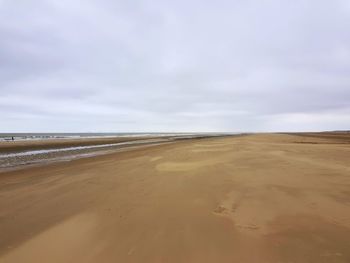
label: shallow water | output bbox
[0,138,170,170]
[0,139,165,158]
[0,133,196,142]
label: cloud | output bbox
[0,0,349,132]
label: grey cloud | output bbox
[0,0,349,132]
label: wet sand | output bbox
[0,136,167,153]
[0,133,349,263]
[0,138,173,170]
[0,135,217,170]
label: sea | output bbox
[0,133,197,141]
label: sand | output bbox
[0,133,349,263]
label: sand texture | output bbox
[0,133,350,263]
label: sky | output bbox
[0,0,350,132]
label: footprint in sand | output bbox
[213,206,260,231]
[213,206,228,214]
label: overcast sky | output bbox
[1,0,350,132]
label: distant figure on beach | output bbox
[12,136,14,141]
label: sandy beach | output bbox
[0,133,349,263]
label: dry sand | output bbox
[0,133,349,263]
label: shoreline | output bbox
[0,133,234,153]
[0,134,237,172]
[0,135,170,153]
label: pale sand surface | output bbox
[0,134,350,263]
